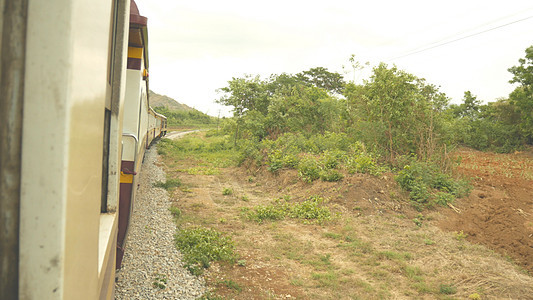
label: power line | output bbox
[389,14,533,61]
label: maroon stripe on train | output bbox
[127,57,142,70]
[116,160,135,269]
[130,0,147,27]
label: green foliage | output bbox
[246,196,332,224]
[153,178,182,190]
[344,147,383,176]
[295,67,346,94]
[454,230,468,241]
[434,192,455,206]
[319,169,344,182]
[297,156,322,183]
[222,187,233,196]
[169,206,182,219]
[174,227,236,276]
[153,106,216,128]
[450,97,525,153]
[450,46,533,152]
[508,45,533,142]
[320,150,343,169]
[267,148,300,172]
[344,63,450,163]
[158,133,239,168]
[396,161,471,207]
[288,196,332,222]
[153,274,167,289]
[217,279,242,292]
[439,283,457,295]
[246,204,287,223]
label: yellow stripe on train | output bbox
[120,172,133,184]
[128,46,143,59]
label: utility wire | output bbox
[389,14,533,61]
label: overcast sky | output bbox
[135,0,533,117]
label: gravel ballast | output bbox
[115,145,206,299]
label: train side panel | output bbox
[117,3,149,266]
[18,0,129,299]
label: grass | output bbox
[222,187,233,195]
[169,206,181,219]
[159,132,533,299]
[216,279,242,292]
[244,195,333,224]
[152,273,167,289]
[177,166,220,175]
[157,133,240,168]
[153,178,182,190]
[174,227,236,276]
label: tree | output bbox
[344,63,450,162]
[266,85,340,136]
[508,46,533,142]
[295,67,346,94]
[216,75,269,144]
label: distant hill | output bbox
[148,90,216,128]
[149,90,194,111]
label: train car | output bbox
[0,0,163,299]
[155,111,168,139]
[117,0,160,268]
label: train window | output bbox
[101,0,121,212]
[101,109,111,213]
[105,0,120,110]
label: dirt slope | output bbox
[162,146,533,299]
[439,148,533,274]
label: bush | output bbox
[175,227,236,276]
[320,150,343,169]
[434,192,455,206]
[222,187,233,195]
[297,156,322,183]
[319,169,344,182]
[267,148,300,172]
[345,152,382,176]
[247,204,288,223]
[396,161,471,207]
[289,196,332,222]
[153,178,182,190]
[246,195,333,224]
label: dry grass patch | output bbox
[159,135,533,299]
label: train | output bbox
[0,0,166,299]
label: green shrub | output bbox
[266,148,300,172]
[320,150,343,169]
[174,227,236,276]
[396,161,471,207]
[434,192,455,206]
[247,204,287,223]
[408,181,430,204]
[289,196,331,222]
[345,152,382,176]
[439,283,457,295]
[169,206,182,219]
[246,195,332,224]
[267,149,284,172]
[222,187,233,195]
[153,273,167,289]
[153,178,182,190]
[297,156,321,183]
[319,169,344,182]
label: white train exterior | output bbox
[0,0,166,299]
